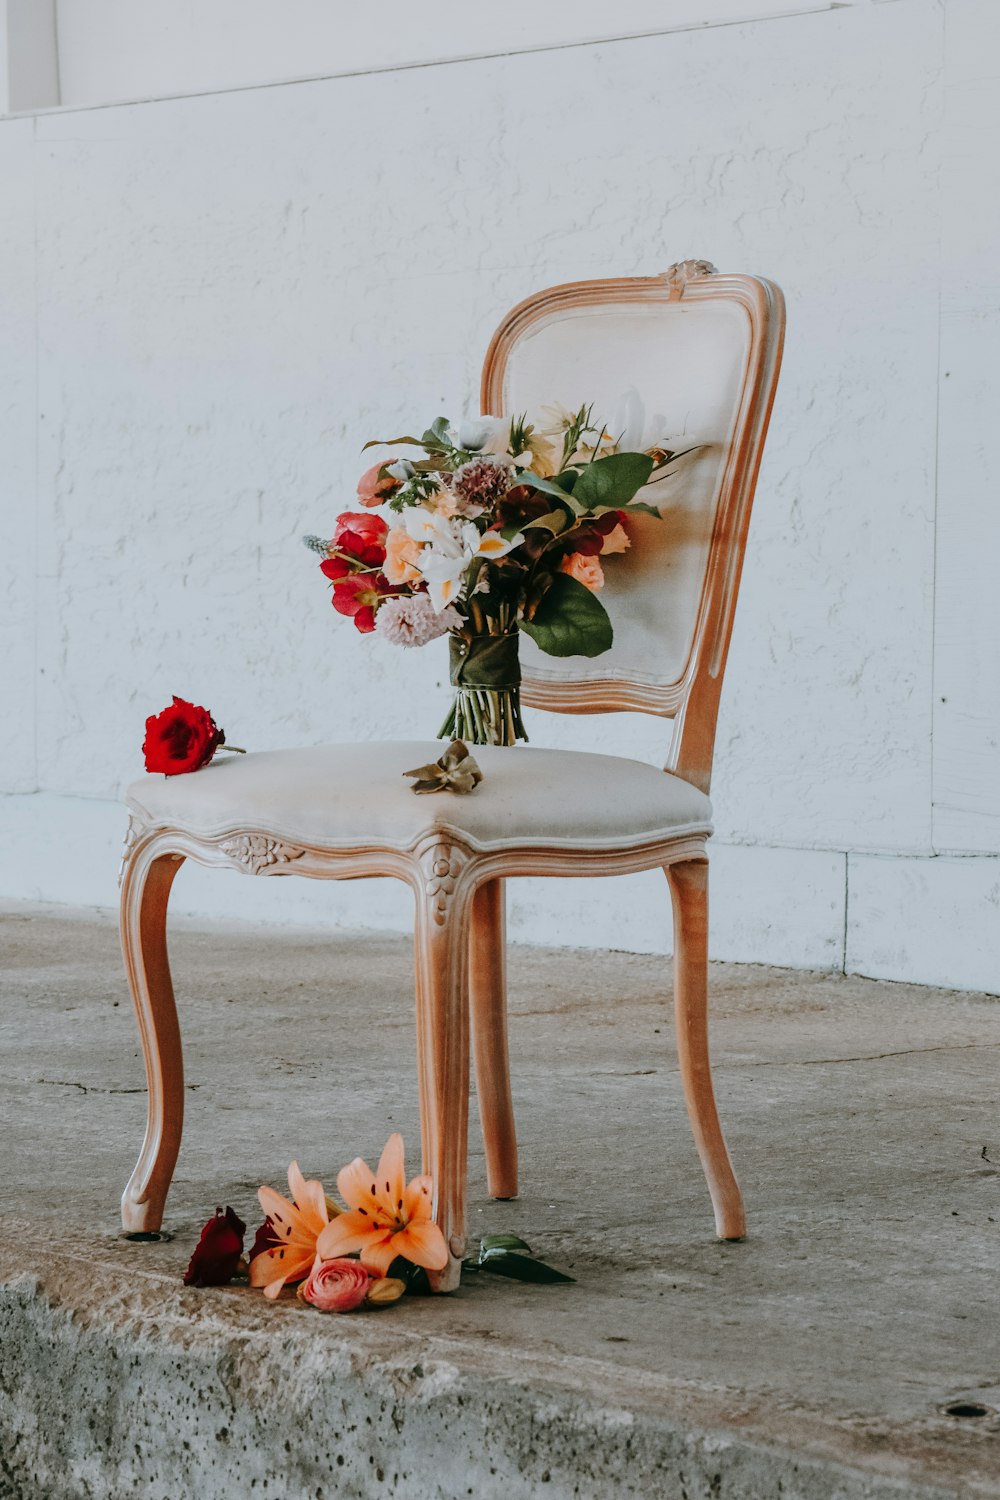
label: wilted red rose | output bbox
[356,460,403,509]
[332,512,389,567]
[183,1206,246,1287]
[143,697,225,776]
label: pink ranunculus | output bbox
[299,1257,372,1313]
[560,552,605,592]
[356,461,402,509]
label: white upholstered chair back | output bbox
[481,262,785,791]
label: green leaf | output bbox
[360,436,424,452]
[421,416,453,449]
[522,472,582,509]
[477,1253,575,1285]
[523,509,573,535]
[479,1233,534,1255]
[621,500,663,519]
[520,574,613,658]
[572,452,655,510]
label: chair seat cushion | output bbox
[125,741,712,854]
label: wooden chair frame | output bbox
[119,261,785,1292]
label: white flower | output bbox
[386,458,415,481]
[400,509,525,612]
[375,594,462,648]
[456,415,511,457]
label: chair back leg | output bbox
[119,844,186,1234]
[469,878,518,1200]
[666,858,746,1240]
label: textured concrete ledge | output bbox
[2,904,999,1498]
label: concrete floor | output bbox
[1,900,998,1499]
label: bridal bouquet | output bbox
[305,406,693,745]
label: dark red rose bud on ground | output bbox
[183,1206,246,1287]
[143,696,225,776]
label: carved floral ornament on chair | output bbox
[303,404,699,746]
[182,1133,570,1309]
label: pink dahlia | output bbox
[452,455,514,512]
[375,594,462,647]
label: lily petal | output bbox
[375,1133,406,1216]
[392,1220,449,1272]
[287,1161,329,1236]
[402,1174,434,1223]
[359,1235,401,1277]
[337,1156,377,1211]
[248,1244,315,1296]
[316,1208,384,1261]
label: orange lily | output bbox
[248,1161,332,1299]
[316,1133,448,1276]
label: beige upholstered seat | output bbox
[127,742,712,853]
[118,261,785,1291]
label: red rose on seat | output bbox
[143,697,225,776]
[183,1205,246,1287]
[332,512,389,567]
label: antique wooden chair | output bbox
[119,260,785,1291]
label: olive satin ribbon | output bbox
[449,631,521,690]
[403,739,484,796]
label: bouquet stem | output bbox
[440,626,527,747]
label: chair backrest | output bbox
[481,261,785,793]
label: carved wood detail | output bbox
[218,834,306,875]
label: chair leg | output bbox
[413,846,473,1292]
[469,878,518,1200]
[665,858,746,1240]
[119,847,185,1234]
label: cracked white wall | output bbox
[1,0,998,991]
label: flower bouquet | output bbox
[306,406,693,746]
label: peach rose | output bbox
[298,1257,372,1313]
[600,522,630,555]
[560,552,605,592]
[356,460,402,509]
[383,526,424,585]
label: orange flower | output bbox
[600,522,630,555]
[316,1133,448,1276]
[560,551,605,591]
[383,525,424,586]
[248,1161,332,1299]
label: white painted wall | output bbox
[2,0,998,992]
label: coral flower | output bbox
[316,1133,448,1276]
[248,1161,332,1299]
[560,552,605,591]
[383,525,424,586]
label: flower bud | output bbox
[366,1276,406,1306]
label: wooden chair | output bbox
[119,260,785,1291]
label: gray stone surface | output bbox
[1,900,998,1498]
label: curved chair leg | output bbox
[666,858,746,1240]
[469,879,518,1199]
[413,844,474,1292]
[120,847,185,1233]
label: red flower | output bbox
[332,572,397,633]
[357,460,403,509]
[319,555,351,582]
[332,512,389,567]
[143,697,225,776]
[183,1206,246,1287]
[247,1216,281,1264]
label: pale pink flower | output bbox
[298,1257,372,1313]
[560,552,605,591]
[600,523,630,555]
[375,594,462,647]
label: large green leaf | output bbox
[522,472,582,510]
[520,574,613,658]
[572,452,655,510]
[523,509,573,534]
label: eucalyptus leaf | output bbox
[520,574,613,659]
[572,452,655,510]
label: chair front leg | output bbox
[469,878,518,1200]
[413,841,474,1293]
[666,858,746,1241]
[119,843,185,1234]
